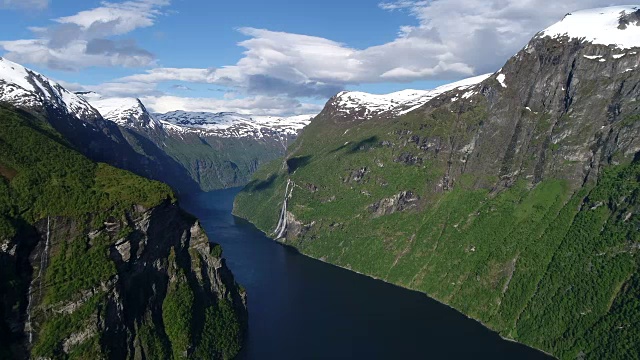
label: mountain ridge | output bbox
[0,58,313,192]
[0,105,247,359]
[234,6,640,359]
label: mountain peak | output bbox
[327,73,491,120]
[155,110,314,139]
[81,95,160,130]
[0,57,99,120]
[539,6,640,49]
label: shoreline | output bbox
[231,208,556,359]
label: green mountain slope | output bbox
[121,126,291,191]
[234,29,640,358]
[0,105,246,359]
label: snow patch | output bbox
[462,90,476,99]
[334,73,491,119]
[82,95,160,129]
[0,57,99,120]
[497,74,507,88]
[540,6,640,49]
[156,111,314,139]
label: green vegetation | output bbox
[143,128,288,191]
[163,255,195,360]
[210,243,223,258]
[32,295,103,358]
[194,300,243,360]
[135,317,171,360]
[235,104,640,359]
[163,247,244,360]
[0,106,245,359]
[0,107,173,235]
[43,233,117,305]
[0,105,176,358]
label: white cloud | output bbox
[65,79,161,97]
[374,0,628,75]
[118,67,212,83]
[140,95,323,116]
[88,81,162,97]
[151,0,624,97]
[0,0,169,70]
[31,1,631,117]
[1,0,48,10]
[67,78,322,117]
[55,0,169,36]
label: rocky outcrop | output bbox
[368,191,420,218]
[0,201,247,359]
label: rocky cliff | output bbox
[2,202,246,360]
[0,105,246,359]
[234,6,640,359]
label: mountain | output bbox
[0,56,314,192]
[0,56,205,193]
[155,110,312,139]
[76,93,314,190]
[0,58,99,121]
[329,74,491,120]
[0,105,246,359]
[234,6,640,359]
[80,93,161,130]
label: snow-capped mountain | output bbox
[155,111,314,139]
[0,57,100,120]
[326,6,640,123]
[78,93,161,129]
[329,74,491,120]
[77,92,314,140]
[538,6,640,49]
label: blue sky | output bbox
[0,0,628,115]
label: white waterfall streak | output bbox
[274,179,293,239]
[40,217,51,294]
[26,216,51,344]
[26,285,33,344]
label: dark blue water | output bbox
[179,188,551,360]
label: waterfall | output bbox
[26,286,33,344]
[26,216,51,344]
[274,180,293,239]
[40,217,51,294]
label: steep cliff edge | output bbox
[234,6,640,359]
[0,105,246,359]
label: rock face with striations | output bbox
[235,6,640,359]
[5,202,246,359]
[0,105,246,359]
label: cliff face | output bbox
[1,201,246,359]
[125,127,294,191]
[307,34,640,194]
[234,8,640,359]
[0,106,247,359]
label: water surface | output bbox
[180,188,551,360]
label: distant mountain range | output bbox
[0,57,314,191]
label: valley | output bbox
[1,3,639,360]
[234,6,640,359]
